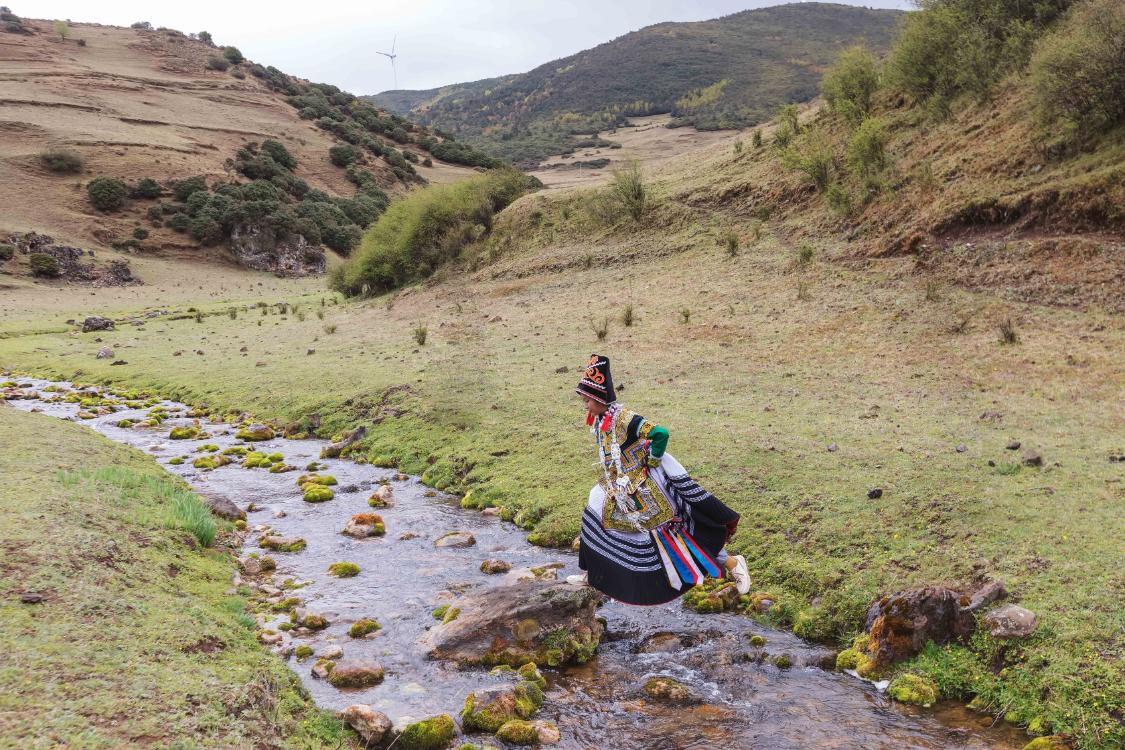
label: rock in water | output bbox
[203,495,245,521]
[982,604,1038,638]
[327,660,385,688]
[643,676,697,703]
[82,316,114,332]
[434,531,476,548]
[461,682,544,732]
[321,426,366,458]
[229,220,326,276]
[339,705,392,744]
[395,714,455,750]
[420,580,604,668]
[863,586,974,670]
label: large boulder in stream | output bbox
[420,580,604,668]
[339,704,392,744]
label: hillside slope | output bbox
[0,15,481,284]
[369,3,902,164]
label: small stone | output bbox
[480,559,512,575]
[311,658,334,679]
[982,604,1037,638]
[827,443,839,452]
[95,347,114,359]
[20,592,44,604]
[306,348,315,355]
[643,676,696,703]
[320,645,344,660]
[258,630,283,645]
[434,531,476,548]
[1005,440,1021,450]
[1022,450,1043,467]
[339,705,392,744]
[867,488,883,500]
[956,444,968,453]
[399,531,420,540]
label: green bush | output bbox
[29,253,61,277]
[330,168,532,295]
[197,30,212,45]
[329,144,360,167]
[847,117,888,177]
[821,46,880,126]
[608,160,648,221]
[222,46,243,64]
[206,56,230,71]
[0,244,14,262]
[132,227,149,240]
[168,212,191,233]
[86,176,128,211]
[1030,0,1125,139]
[131,177,162,199]
[782,131,835,192]
[39,148,83,173]
[261,139,298,170]
[172,176,208,202]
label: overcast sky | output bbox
[30,1,913,95]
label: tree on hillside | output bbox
[198,30,212,45]
[53,20,68,39]
[822,46,879,125]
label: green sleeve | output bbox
[648,425,669,459]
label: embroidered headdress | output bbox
[575,353,616,405]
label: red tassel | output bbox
[586,411,595,427]
[600,413,612,432]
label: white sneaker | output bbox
[729,555,751,595]
[566,572,589,586]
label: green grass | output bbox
[0,407,356,749]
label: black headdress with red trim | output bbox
[575,353,616,405]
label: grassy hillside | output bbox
[0,9,488,284]
[368,3,901,165]
[0,405,357,749]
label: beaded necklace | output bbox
[591,403,645,530]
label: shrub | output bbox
[261,139,297,170]
[130,21,152,30]
[590,317,609,341]
[0,244,13,262]
[1030,0,1125,139]
[795,243,815,267]
[847,117,888,177]
[29,253,61,277]
[608,160,647,221]
[131,177,162,199]
[87,176,128,211]
[329,143,359,167]
[168,212,191,233]
[190,215,223,245]
[231,69,245,80]
[782,131,835,192]
[222,46,243,64]
[413,325,427,346]
[40,148,83,173]
[998,318,1019,345]
[206,56,230,71]
[132,227,149,240]
[198,30,212,45]
[826,183,853,215]
[752,129,763,148]
[330,169,532,295]
[721,230,739,257]
[54,20,68,39]
[622,305,635,327]
[172,176,207,202]
[822,46,880,125]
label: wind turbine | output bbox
[376,35,398,89]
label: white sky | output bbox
[27,1,913,95]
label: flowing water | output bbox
[6,378,1027,750]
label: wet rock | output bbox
[1022,449,1043,467]
[643,676,696,703]
[258,630,283,645]
[295,609,329,630]
[327,659,385,688]
[261,535,306,552]
[396,714,455,750]
[322,426,366,458]
[982,604,1037,638]
[496,719,560,746]
[481,559,512,575]
[682,580,741,613]
[461,682,544,732]
[320,645,344,660]
[434,531,476,548]
[420,580,604,668]
[339,704,392,744]
[95,347,114,359]
[482,507,501,517]
[369,484,395,507]
[399,532,420,541]
[343,513,385,538]
[311,658,334,679]
[236,423,274,441]
[204,496,245,521]
[863,586,974,671]
[82,316,115,332]
[638,633,688,653]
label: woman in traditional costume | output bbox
[568,354,751,605]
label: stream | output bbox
[5,377,1028,750]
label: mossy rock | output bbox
[328,562,360,577]
[298,613,329,630]
[771,653,793,669]
[1027,716,1051,736]
[442,606,461,625]
[115,419,135,428]
[326,660,385,688]
[1022,737,1067,750]
[749,635,767,647]
[349,618,381,638]
[494,719,539,746]
[168,426,200,440]
[243,452,270,468]
[268,462,293,473]
[294,645,314,660]
[887,673,939,707]
[271,597,301,612]
[395,714,455,750]
[303,484,334,503]
[168,457,185,465]
[682,579,740,614]
[222,445,248,456]
[432,604,451,621]
[192,456,218,470]
[835,648,861,670]
[266,452,284,463]
[195,443,219,453]
[236,424,274,441]
[517,662,547,689]
[261,535,307,553]
[297,473,337,487]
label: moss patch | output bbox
[888,673,940,707]
[395,714,455,750]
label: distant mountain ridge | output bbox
[368,3,903,164]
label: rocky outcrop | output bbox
[420,580,603,668]
[9,233,137,286]
[863,586,974,670]
[229,221,326,276]
[82,316,115,332]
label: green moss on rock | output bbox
[303,484,334,503]
[328,562,360,577]
[168,457,185,465]
[168,426,201,440]
[396,714,455,750]
[294,645,314,660]
[1022,738,1067,750]
[432,604,450,621]
[517,662,547,689]
[888,673,939,707]
[749,635,767,647]
[495,719,539,745]
[349,618,381,638]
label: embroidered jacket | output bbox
[595,406,674,532]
